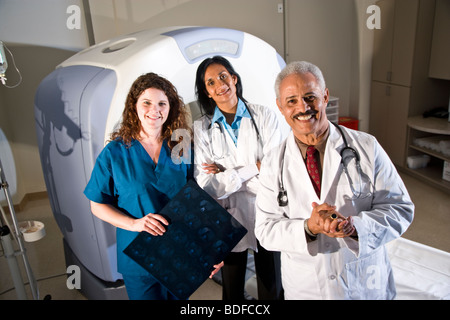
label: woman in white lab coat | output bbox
[193,56,285,300]
[255,61,414,299]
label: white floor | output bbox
[0,172,448,300]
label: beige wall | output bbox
[0,0,87,204]
[285,0,358,128]
[88,0,365,120]
[89,0,285,56]
[1,0,373,204]
[0,46,75,203]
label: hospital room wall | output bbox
[87,0,365,125]
[0,45,78,205]
[0,0,88,205]
[0,0,365,205]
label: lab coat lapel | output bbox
[224,127,238,160]
[321,123,344,200]
[235,118,254,162]
[234,118,253,163]
[285,133,319,202]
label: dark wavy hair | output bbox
[195,56,247,116]
[111,72,191,150]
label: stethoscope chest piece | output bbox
[277,189,288,207]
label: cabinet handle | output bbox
[386,86,391,96]
[387,72,392,82]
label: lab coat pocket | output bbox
[342,191,372,215]
[343,246,394,300]
[340,178,372,215]
[282,255,322,299]
[339,159,374,207]
[329,176,371,215]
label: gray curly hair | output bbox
[274,61,326,99]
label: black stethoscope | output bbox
[278,122,367,207]
[208,102,262,159]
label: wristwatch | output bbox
[304,219,317,238]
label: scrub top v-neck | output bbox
[84,138,191,276]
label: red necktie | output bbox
[306,146,321,197]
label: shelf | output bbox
[407,116,450,135]
[409,144,450,162]
[403,166,450,193]
[406,116,450,194]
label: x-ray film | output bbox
[123,179,247,300]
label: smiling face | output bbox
[276,72,329,145]
[136,87,170,135]
[204,63,238,110]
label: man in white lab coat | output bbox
[255,61,414,299]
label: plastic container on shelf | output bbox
[407,154,431,169]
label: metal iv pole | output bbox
[0,156,39,300]
[0,40,38,300]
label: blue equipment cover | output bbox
[123,179,247,299]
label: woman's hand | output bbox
[202,162,222,174]
[209,261,224,278]
[131,213,169,236]
[256,160,261,171]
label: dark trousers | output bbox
[221,242,283,300]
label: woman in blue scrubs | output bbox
[84,73,216,299]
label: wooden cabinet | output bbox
[428,0,450,80]
[371,0,418,87]
[369,0,448,167]
[370,82,410,165]
[406,116,450,193]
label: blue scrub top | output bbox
[84,138,192,276]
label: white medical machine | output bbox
[34,27,287,299]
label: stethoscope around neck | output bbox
[277,122,370,207]
[207,102,262,160]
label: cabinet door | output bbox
[391,0,418,86]
[372,0,418,86]
[370,81,410,165]
[387,85,410,165]
[372,0,395,83]
[429,0,450,80]
[370,81,390,145]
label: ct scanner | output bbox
[34,26,288,299]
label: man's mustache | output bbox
[293,110,318,119]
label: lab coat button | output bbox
[329,275,336,280]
